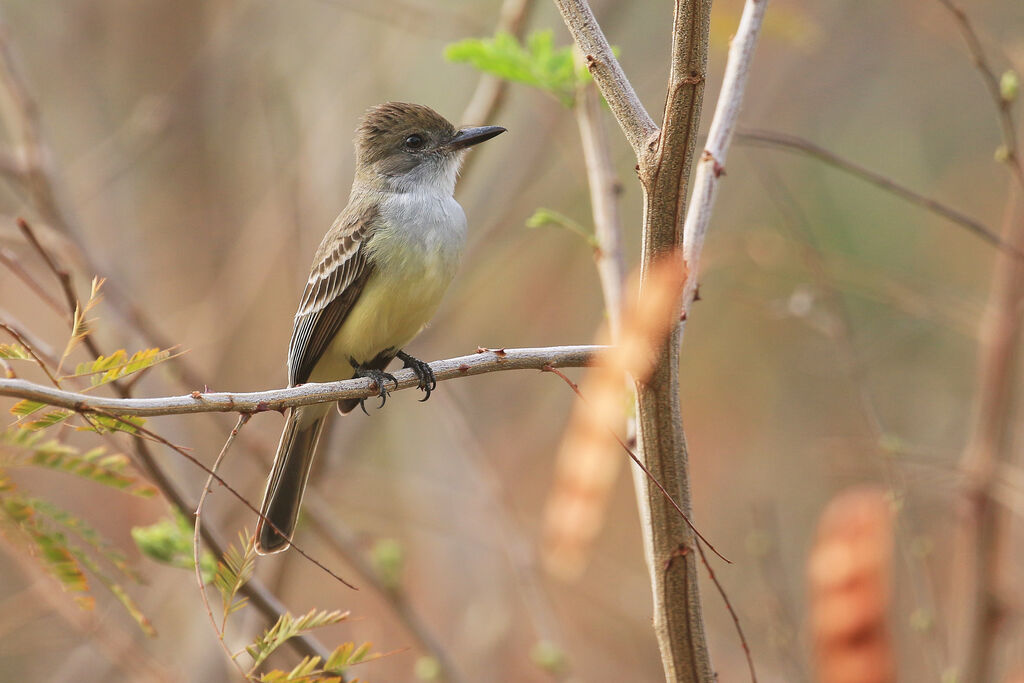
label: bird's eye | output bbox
[404,134,425,150]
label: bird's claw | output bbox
[353,366,398,414]
[397,350,436,402]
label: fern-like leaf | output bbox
[247,609,351,671]
[213,529,256,625]
[69,347,172,388]
[10,399,46,418]
[58,277,104,374]
[0,343,33,360]
[4,429,156,497]
[0,495,93,607]
[75,413,146,435]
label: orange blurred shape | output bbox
[541,253,686,581]
[809,486,895,683]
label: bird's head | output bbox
[354,102,506,194]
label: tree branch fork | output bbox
[0,345,602,418]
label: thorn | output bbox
[494,348,506,357]
[190,391,202,399]
[585,54,598,72]
[664,543,690,571]
[255,401,270,413]
[458,363,471,373]
[476,346,488,354]
[694,285,701,302]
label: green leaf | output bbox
[31,498,140,581]
[445,31,579,107]
[21,409,74,431]
[131,510,216,582]
[1,496,93,607]
[11,431,157,497]
[370,537,403,591]
[525,207,598,248]
[10,399,46,418]
[76,413,146,435]
[214,529,257,624]
[247,609,350,671]
[70,347,172,388]
[0,343,32,360]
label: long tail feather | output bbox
[254,404,330,554]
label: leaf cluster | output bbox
[445,31,595,107]
[0,430,155,635]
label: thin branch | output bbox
[681,0,767,319]
[575,65,626,336]
[694,541,757,683]
[735,128,1017,256]
[936,0,1023,187]
[301,493,462,683]
[193,414,251,681]
[0,345,600,417]
[0,245,66,315]
[0,320,58,386]
[551,0,658,156]
[933,4,1024,680]
[959,183,1023,682]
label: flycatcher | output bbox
[255,102,505,554]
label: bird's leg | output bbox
[351,359,398,414]
[396,350,436,402]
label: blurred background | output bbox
[0,0,1022,681]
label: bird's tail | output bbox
[254,404,330,554]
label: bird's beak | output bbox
[445,125,507,151]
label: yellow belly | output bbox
[307,255,454,383]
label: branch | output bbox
[551,0,658,156]
[681,0,767,318]
[0,346,600,417]
[936,0,1023,187]
[735,129,1017,256]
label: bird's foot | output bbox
[352,363,398,415]
[397,350,436,402]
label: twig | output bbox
[541,364,728,563]
[959,184,1023,682]
[0,345,601,417]
[735,128,1016,256]
[694,541,757,683]
[551,0,658,156]
[193,414,251,680]
[96,411,357,591]
[0,245,65,315]
[0,320,58,386]
[575,65,626,336]
[301,493,463,683]
[933,3,1024,680]
[681,0,766,319]
[936,0,1023,187]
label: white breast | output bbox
[308,188,466,382]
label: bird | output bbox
[254,102,506,554]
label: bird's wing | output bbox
[287,203,378,386]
